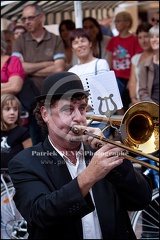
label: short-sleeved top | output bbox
[1,125,30,168]
[1,56,25,83]
[12,28,65,90]
[106,35,142,79]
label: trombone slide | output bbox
[71,127,159,171]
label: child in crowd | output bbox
[1,94,32,168]
[106,11,142,114]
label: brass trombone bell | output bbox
[87,102,159,154]
[121,102,159,154]
[85,102,159,171]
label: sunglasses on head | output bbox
[151,18,159,23]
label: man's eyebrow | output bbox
[60,102,87,110]
[60,104,71,110]
[79,103,87,107]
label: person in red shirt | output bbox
[106,11,142,114]
[1,35,25,96]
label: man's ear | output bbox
[41,13,46,26]
[40,106,49,123]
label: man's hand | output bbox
[71,125,106,149]
[78,143,125,196]
[74,125,126,196]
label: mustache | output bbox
[69,124,87,142]
[69,136,84,142]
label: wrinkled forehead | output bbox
[22,6,36,16]
[53,97,87,107]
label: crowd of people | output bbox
[1,3,159,239]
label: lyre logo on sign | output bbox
[98,94,117,117]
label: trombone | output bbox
[85,102,159,171]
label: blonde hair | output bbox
[1,94,22,131]
[115,11,133,29]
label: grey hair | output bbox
[149,25,159,37]
[23,4,44,15]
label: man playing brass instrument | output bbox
[8,72,152,239]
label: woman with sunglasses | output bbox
[150,11,159,26]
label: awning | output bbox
[1,1,126,24]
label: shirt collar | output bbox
[25,28,51,41]
[48,135,84,163]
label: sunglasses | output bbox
[151,18,159,23]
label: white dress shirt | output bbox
[48,137,102,239]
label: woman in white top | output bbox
[68,28,110,137]
[128,22,153,105]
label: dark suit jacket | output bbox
[8,137,152,239]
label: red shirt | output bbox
[1,56,25,83]
[106,35,142,79]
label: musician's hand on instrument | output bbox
[84,126,105,149]
[86,144,125,182]
[78,144,125,196]
[71,125,105,149]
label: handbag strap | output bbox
[95,58,99,75]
